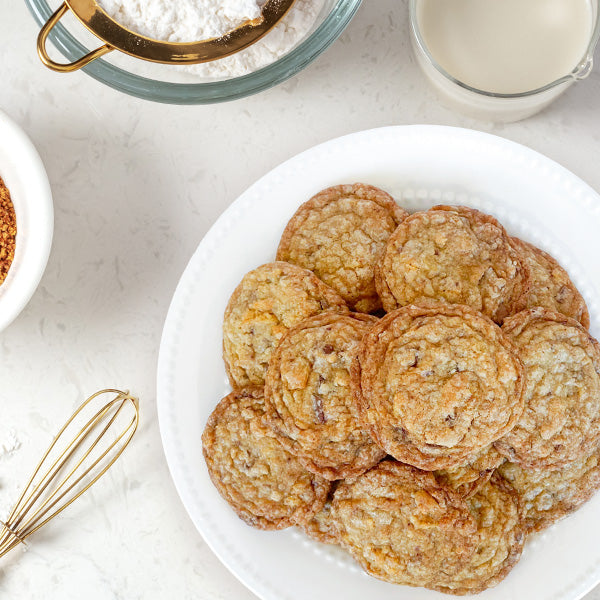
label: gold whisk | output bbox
[0,389,139,558]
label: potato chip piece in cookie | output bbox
[497,308,600,469]
[511,237,589,328]
[498,447,600,532]
[354,303,525,470]
[265,312,385,480]
[435,445,505,499]
[223,262,348,388]
[277,183,408,313]
[300,481,340,545]
[432,475,526,595]
[330,461,478,589]
[376,206,528,323]
[202,388,330,530]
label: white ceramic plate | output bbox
[157,125,600,600]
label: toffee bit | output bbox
[322,344,334,355]
[313,394,326,424]
[0,176,16,286]
[393,426,409,442]
[555,285,570,303]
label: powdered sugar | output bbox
[0,430,21,457]
[98,0,325,79]
[0,430,22,519]
[98,0,264,43]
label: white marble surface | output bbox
[0,1,600,598]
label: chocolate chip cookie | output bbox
[432,475,526,595]
[511,237,589,328]
[376,206,528,323]
[355,303,524,470]
[265,312,385,480]
[498,447,600,532]
[223,262,348,388]
[497,308,600,468]
[331,461,478,589]
[202,388,330,530]
[277,183,407,313]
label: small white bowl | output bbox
[0,110,53,332]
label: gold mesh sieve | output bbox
[37,0,298,73]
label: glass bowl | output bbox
[25,0,362,105]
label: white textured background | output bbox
[0,1,599,598]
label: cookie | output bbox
[201,388,330,530]
[301,481,340,545]
[435,445,505,499]
[223,262,348,388]
[511,237,589,328]
[432,475,526,595]
[496,308,600,468]
[376,206,528,323]
[330,461,478,589]
[265,312,385,480]
[277,183,408,313]
[354,303,525,470]
[498,447,600,532]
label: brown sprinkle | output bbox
[0,176,16,286]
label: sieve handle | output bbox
[37,2,114,73]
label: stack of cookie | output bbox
[202,183,600,595]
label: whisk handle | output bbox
[37,2,113,73]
